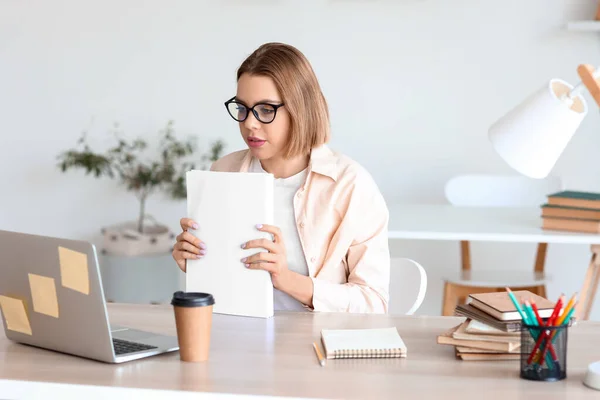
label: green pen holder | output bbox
[520,323,569,382]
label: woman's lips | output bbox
[248,136,266,148]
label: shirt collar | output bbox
[308,144,338,181]
[238,144,338,182]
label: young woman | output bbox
[172,42,390,313]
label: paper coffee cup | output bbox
[171,291,215,362]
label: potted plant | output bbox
[57,120,225,256]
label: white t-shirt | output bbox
[249,158,309,311]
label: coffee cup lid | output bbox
[171,291,215,307]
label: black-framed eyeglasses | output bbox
[224,96,285,124]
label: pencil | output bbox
[506,287,529,323]
[556,293,577,326]
[523,301,538,326]
[313,341,326,367]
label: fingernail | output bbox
[199,242,206,250]
[192,223,199,229]
[196,254,202,259]
[240,243,246,249]
[199,250,206,255]
[241,257,247,262]
[256,224,262,229]
[245,263,250,268]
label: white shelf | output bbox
[567,21,600,31]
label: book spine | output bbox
[264,175,274,316]
[548,197,600,210]
[265,174,274,225]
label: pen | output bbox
[529,300,558,366]
[313,341,326,367]
[528,295,563,366]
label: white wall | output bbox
[2,0,600,319]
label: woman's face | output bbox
[234,73,291,160]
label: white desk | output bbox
[1,304,600,399]
[388,204,600,318]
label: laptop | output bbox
[0,229,179,363]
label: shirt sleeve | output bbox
[309,173,390,314]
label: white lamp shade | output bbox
[489,79,588,179]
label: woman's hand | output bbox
[241,224,289,289]
[172,218,207,272]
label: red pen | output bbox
[536,295,564,365]
[527,295,563,365]
[530,299,558,362]
[530,300,545,326]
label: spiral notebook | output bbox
[320,327,407,359]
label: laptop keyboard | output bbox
[113,338,158,355]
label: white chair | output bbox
[389,258,428,315]
[441,174,563,316]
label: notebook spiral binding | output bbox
[332,348,403,359]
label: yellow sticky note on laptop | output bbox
[58,246,90,295]
[28,273,59,318]
[0,295,33,335]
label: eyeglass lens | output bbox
[226,102,277,123]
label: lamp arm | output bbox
[567,65,600,109]
[568,67,600,96]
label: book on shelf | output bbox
[547,190,600,209]
[542,216,600,233]
[541,204,600,220]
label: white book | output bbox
[185,170,274,318]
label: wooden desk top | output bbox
[2,303,600,399]
[388,204,600,243]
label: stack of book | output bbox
[541,190,600,233]
[437,290,555,361]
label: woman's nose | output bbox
[243,111,260,130]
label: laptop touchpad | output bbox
[112,329,158,341]
[110,324,129,333]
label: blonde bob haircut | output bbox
[236,42,330,159]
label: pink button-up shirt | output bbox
[210,144,390,313]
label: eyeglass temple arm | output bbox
[564,64,600,109]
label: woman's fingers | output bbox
[180,218,199,231]
[178,241,205,256]
[241,238,277,253]
[246,261,276,273]
[174,218,204,273]
[242,251,277,265]
[180,251,203,259]
[176,231,206,250]
[174,257,186,272]
[173,250,204,271]
[256,224,282,243]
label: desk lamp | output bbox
[488,64,600,178]
[487,64,600,391]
